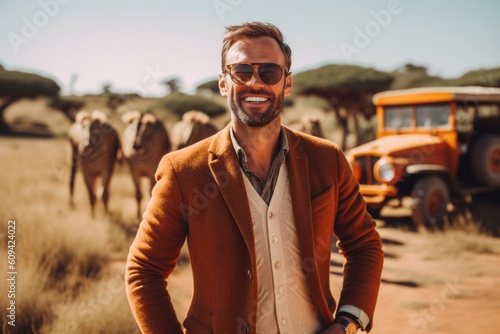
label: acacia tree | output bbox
[391,64,500,89]
[46,96,85,122]
[293,64,393,149]
[163,77,182,95]
[196,79,220,95]
[446,67,500,87]
[99,83,137,114]
[0,65,60,133]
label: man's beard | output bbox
[230,88,284,127]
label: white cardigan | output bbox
[242,163,322,333]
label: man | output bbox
[126,22,384,334]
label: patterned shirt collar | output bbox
[230,126,289,204]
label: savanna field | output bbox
[1,97,500,333]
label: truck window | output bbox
[477,104,500,118]
[456,104,474,133]
[384,106,412,129]
[416,104,450,128]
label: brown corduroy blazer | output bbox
[126,125,384,334]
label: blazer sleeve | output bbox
[125,155,187,334]
[333,147,384,332]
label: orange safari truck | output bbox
[347,86,500,228]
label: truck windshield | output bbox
[384,106,412,129]
[383,103,450,130]
[415,104,450,128]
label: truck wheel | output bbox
[411,176,450,229]
[367,204,382,218]
[470,135,500,187]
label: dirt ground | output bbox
[367,224,500,334]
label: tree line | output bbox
[1,62,499,147]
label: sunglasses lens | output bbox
[259,64,283,85]
[230,64,254,84]
[228,63,285,85]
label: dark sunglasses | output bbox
[224,63,288,85]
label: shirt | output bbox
[230,126,289,204]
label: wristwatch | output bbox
[337,317,358,334]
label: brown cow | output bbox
[170,110,218,150]
[68,110,120,217]
[121,111,171,219]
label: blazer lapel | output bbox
[208,125,256,260]
[285,128,333,322]
[284,128,316,266]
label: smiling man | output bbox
[126,22,384,334]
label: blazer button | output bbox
[241,323,250,334]
[247,269,252,280]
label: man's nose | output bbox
[247,69,265,86]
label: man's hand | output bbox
[317,322,346,334]
[318,316,360,334]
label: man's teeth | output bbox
[244,96,268,102]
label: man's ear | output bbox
[219,74,228,97]
[284,72,292,97]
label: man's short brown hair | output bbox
[221,22,292,71]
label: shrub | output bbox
[46,96,86,121]
[42,273,140,334]
[0,213,110,333]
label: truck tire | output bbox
[411,176,450,229]
[470,135,500,187]
[366,204,382,218]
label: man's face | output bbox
[219,37,292,127]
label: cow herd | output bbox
[68,109,217,219]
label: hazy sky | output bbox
[1,0,499,96]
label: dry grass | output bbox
[412,200,500,259]
[41,273,140,334]
[415,228,500,260]
[0,209,116,333]
[0,136,139,333]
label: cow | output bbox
[68,110,120,217]
[121,111,171,219]
[170,110,218,150]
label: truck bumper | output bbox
[359,184,399,206]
